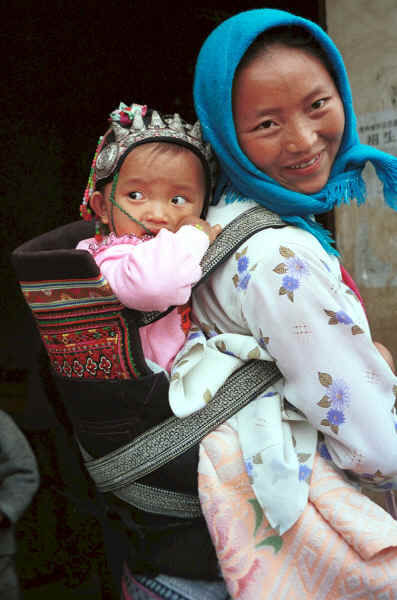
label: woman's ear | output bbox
[90,191,109,224]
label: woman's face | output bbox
[233,44,345,194]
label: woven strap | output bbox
[113,483,203,519]
[136,206,284,327]
[80,207,284,516]
[81,360,281,494]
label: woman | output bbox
[188,7,397,599]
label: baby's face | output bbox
[99,143,206,237]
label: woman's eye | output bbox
[171,196,187,206]
[129,191,143,201]
[259,120,276,130]
[312,98,327,110]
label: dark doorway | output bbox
[5,3,327,597]
[3,1,324,374]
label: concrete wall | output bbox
[326,0,397,357]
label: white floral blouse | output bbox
[189,197,397,509]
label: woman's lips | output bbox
[285,152,322,174]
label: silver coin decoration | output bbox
[95,142,119,179]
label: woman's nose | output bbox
[285,119,316,153]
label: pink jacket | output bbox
[77,226,209,372]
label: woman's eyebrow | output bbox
[303,84,333,101]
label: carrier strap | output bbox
[81,360,280,494]
[80,206,285,517]
[135,206,284,327]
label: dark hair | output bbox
[236,25,337,85]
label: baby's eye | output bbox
[129,191,143,201]
[311,98,328,110]
[171,196,187,206]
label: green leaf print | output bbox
[248,498,264,536]
[256,535,283,553]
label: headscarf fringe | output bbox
[282,216,339,256]
[222,182,340,256]
[374,160,397,210]
[329,171,367,207]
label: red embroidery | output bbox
[178,303,192,335]
[22,276,142,380]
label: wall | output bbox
[326,0,397,357]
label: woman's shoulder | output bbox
[249,221,334,258]
[228,223,341,289]
[207,201,340,277]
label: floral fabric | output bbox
[192,198,397,492]
[198,422,397,599]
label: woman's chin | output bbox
[281,172,330,195]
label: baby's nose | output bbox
[147,201,168,222]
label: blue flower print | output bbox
[326,408,345,427]
[299,464,312,483]
[286,256,310,279]
[318,442,332,461]
[237,255,249,273]
[327,378,350,411]
[335,311,353,325]
[187,331,201,341]
[232,247,257,293]
[317,372,350,434]
[324,309,363,335]
[238,272,251,291]
[273,246,310,302]
[245,458,254,481]
[281,275,300,293]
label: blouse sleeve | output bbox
[95,226,209,311]
[239,234,397,488]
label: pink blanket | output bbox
[198,423,397,599]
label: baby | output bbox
[77,102,220,373]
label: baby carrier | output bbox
[12,206,284,580]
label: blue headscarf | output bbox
[194,9,397,254]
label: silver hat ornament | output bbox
[95,102,213,182]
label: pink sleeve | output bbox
[95,226,209,311]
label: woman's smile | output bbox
[233,44,345,194]
[285,153,321,170]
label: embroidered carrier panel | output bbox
[20,274,143,380]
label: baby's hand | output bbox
[179,216,222,244]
